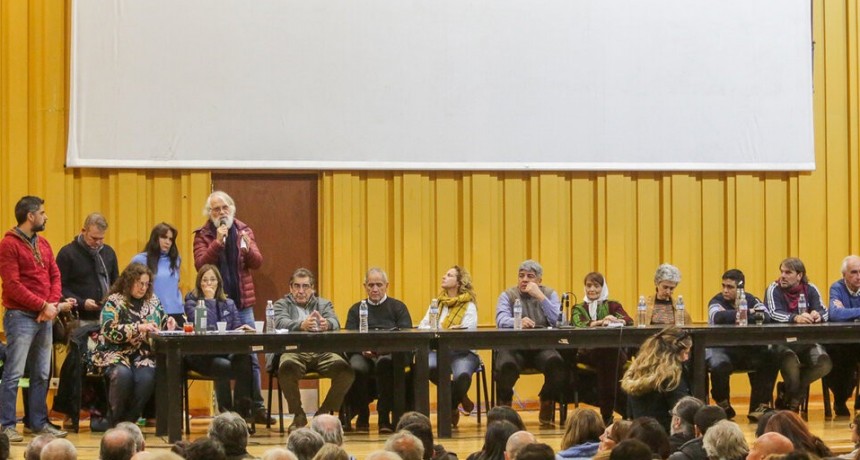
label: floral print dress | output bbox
[92,292,168,369]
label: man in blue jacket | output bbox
[824,255,860,416]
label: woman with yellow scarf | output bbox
[418,265,479,428]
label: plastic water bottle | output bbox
[797,294,807,315]
[560,293,569,327]
[675,295,686,326]
[513,299,523,330]
[265,300,275,333]
[195,300,207,333]
[359,300,369,333]
[637,295,647,327]
[737,295,748,326]
[428,299,439,332]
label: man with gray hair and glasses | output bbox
[495,260,565,427]
[193,191,270,424]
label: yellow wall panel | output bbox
[4,0,860,407]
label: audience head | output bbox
[208,412,250,458]
[144,453,183,460]
[184,437,226,460]
[671,396,705,436]
[694,405,727,437]
[261,449,299,460]
[609,439,653,460]
[397,423,433,460]
[100,428,137,460]
[287,428,325,460]
[169,441,189,459]
[622,327,692,397]
[39,439,77,460]
[311,413,345,446]
[755,410,777,438]
[0,432,8,460]
[764,410,832,457]
[312,445,349,460]
[396,412,432,431]
[513,444,554,460]
[505,431,536,460]
[746,432,794,460]
[702,420,747,460]
[116,421,146,453]
[129,452,153,460]
[366,452,401,460]
[487,406,526,431]
[627,417,670,460]
[598,420,632,452]
[560,408,604,450]
[384,431,424,460]
[25,434,56,460]
[479,421,520,460]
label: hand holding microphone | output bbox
[216,219,229,244]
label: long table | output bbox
[434,322,860,437]
[151,329,433,443]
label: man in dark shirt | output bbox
[764,257,832,412]
[55,213,119,325]
[343,268,412,434]
[705,269,778,421]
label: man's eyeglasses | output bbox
[291,283,313,291]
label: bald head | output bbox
[40,439,77,460]
[25,435,56,460]
[100,428,137,460]
[505,431,537,460]
[746,432,794,460]
[310,414,344,446]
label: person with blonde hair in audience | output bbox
[702,420,747,460]
[621,327,692,432]
[557,408,604,459]
[645,264,692,326]
[763,411,831,458]
[418,265,481,428]
[313,445,349,460]
[745,432,794,460]
[570,272,632,424]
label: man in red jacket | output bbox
[192,190,270,423]
[0,196,74,442]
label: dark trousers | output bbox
[186,354,254,416]
[823,343,860,408]
[776,343,832,406]
[494,349,566,404]
[707,346,779,410]
[347,353,395,425]
[107,364,155,425]
[578,347,628,420]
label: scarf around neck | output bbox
[583,282,609,320]
[781,281,808,312]
[77,234,110,298]
[438,292,472,329]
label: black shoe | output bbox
[747,404,773,423]
[538,399,554,427]
[835,403,851,417]
[253,407,276,425]
[716,400,736,420]
[378,422,394,435]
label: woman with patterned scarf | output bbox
[570,272,632,425]
[418,265,480,428]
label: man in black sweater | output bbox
[343,267,412,434]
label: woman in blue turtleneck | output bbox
[131,223,184,323]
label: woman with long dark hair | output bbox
[131,223,183,322]
[764,410,832,458]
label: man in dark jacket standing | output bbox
[55,213,119,326]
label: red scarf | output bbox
[780,281,807,312]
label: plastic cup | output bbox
[183,323,194,334]
[254,320,264,333]
[217,321,227,333]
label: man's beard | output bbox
[211,215,234,229]
[32,222,46,233]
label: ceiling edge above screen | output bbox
[66,0,814,172]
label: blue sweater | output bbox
[828,279,860,322]
[131,252,183,314]
[556,441,600,460]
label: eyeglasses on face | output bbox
[291,283,312,291]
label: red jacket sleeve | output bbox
[0,238,49,311]
[193,230,223,270]
[241,227,263,270]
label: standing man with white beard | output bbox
[193,190,271,424]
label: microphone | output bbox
[219,218,228,243]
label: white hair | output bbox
[654,263,681,285]
[841,255,860,274]
[204,191,237,216]
[365,267,389,284]
[702,420,748,460]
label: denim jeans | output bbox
[428,351,481,409]
[236,307,265,409]
[0,309,52,430]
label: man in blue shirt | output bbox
[824,255,860,416]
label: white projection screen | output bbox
[67,0,814,171]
